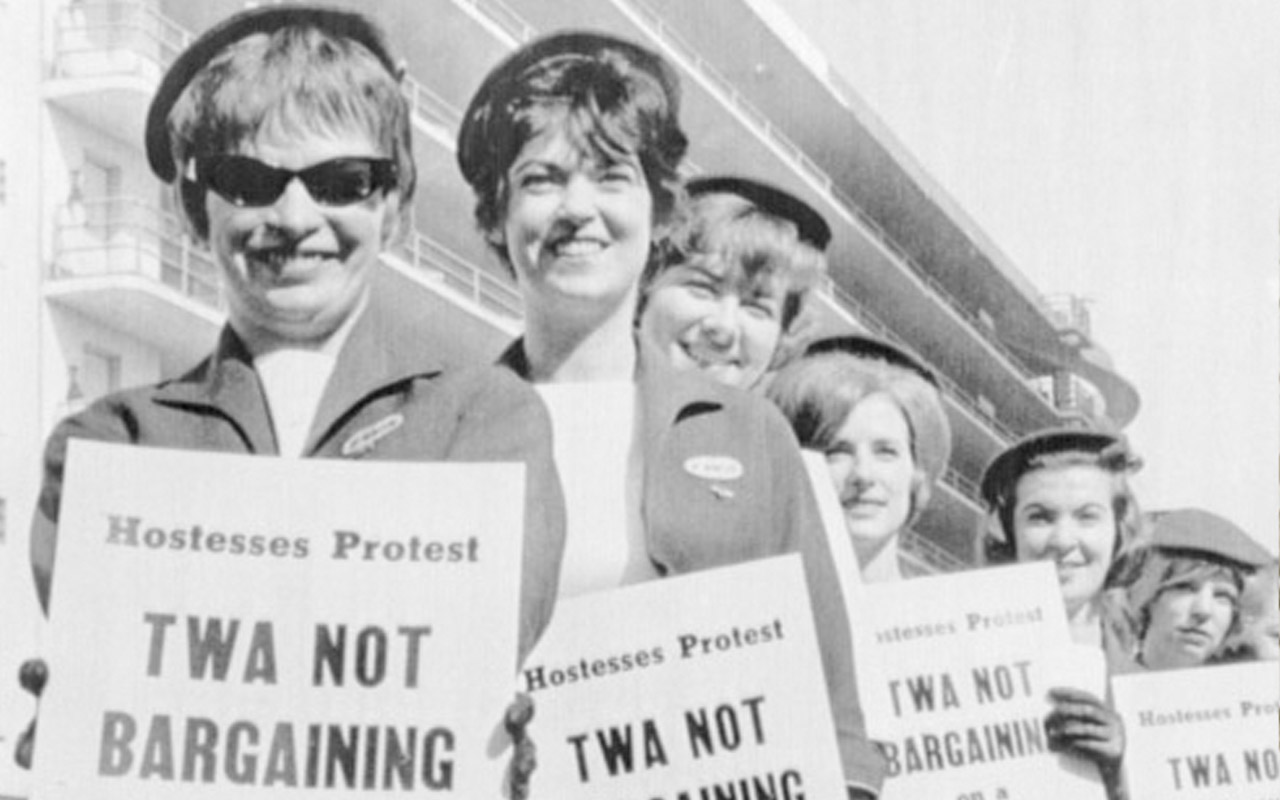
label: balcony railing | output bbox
[51,1,189,80]
[901,529,970,574]
[402,75,463,132]
[387,233,523,321]
[822,280,1016,443]
[50,196,222,309]
[451,0,536,44]
[51,197,524,324]
[621,0,1043,387]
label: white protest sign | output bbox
[35,441,524,799]
[519,555,847,799]
[846,561,1108,800]
[1112,661,1280,799]
[802,449,862,591]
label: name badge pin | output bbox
[683,455,745,482]
[341,413,405,458]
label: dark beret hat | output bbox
[805,334,937,386]
[1149,508,1273,568]
[980,427,1139,508]
[688,176,832,250]
[145,4,399,182]
[456,30,681,189]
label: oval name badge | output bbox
[683,455,745,482]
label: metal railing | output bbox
[50,196,523,324]
[388,233,523,321]
[50,196,221,310]
[451,0,536,43]
[901,529,969,574]
[52,2,467,143]
[402,75,463,132]
[51,1,189,79]
[622,0,1043,386]
[821,280,1016,443]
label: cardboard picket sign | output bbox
[35,441,525,799]
[517,555,847,799]
[837,556,1110,799]
[1112,661,1280,799]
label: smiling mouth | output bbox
[247,250,339,275]
[550,237,606,257]
[842,498,886,516]
[683,344,738,370]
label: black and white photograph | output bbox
[0,1,1275,798]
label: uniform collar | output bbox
[154,299,445,453]
[497,334,726,433]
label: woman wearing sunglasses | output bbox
[28,6,564,656]
[457,31,883,798]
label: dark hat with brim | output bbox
[457,30,681,189]
[805,333,937,386]
[1149,508,1273,568]
[980,427,1137,509]
[688,176,831,251]
[145,5,399,182]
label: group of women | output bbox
[23,7,1277,799]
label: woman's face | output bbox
[1012,465,1117,613]
[640,259,784,389]
[499,128,653,323]
[1142,573,1239,670]
[824,393,916,552]
[204,127,399,344]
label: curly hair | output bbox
[642,189,827,352]
[456,32,688,275]
[980,447,1144,567]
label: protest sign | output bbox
[34,441,524,799]
[518,555,847,799]
[1112,661,1280,799]
[845,561,1108,799]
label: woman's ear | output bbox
[907,467,931,527]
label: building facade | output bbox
[0,1,1136,792]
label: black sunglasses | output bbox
[193,155,398,207]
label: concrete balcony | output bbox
[44,1,189,147]
[45,195,524,369]
[46,196,222,366]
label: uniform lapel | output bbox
[153,327,278,453]
[305,299,445,455]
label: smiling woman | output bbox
[638,176,830,390]
[456,30,885,796]
[977,428,1144,798]
[767,334,951,583]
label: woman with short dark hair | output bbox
[456,31,883,797]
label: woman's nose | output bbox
[1187,585,1215,617]
[270,177,325,235]
[701,298,741,347]
[1044,520,1076,550]
[557,175,597,222]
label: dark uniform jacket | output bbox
[33,306,566,662]
[499,339,886,794]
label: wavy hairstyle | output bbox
[767,351,951,527]
[456,31,688,275]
